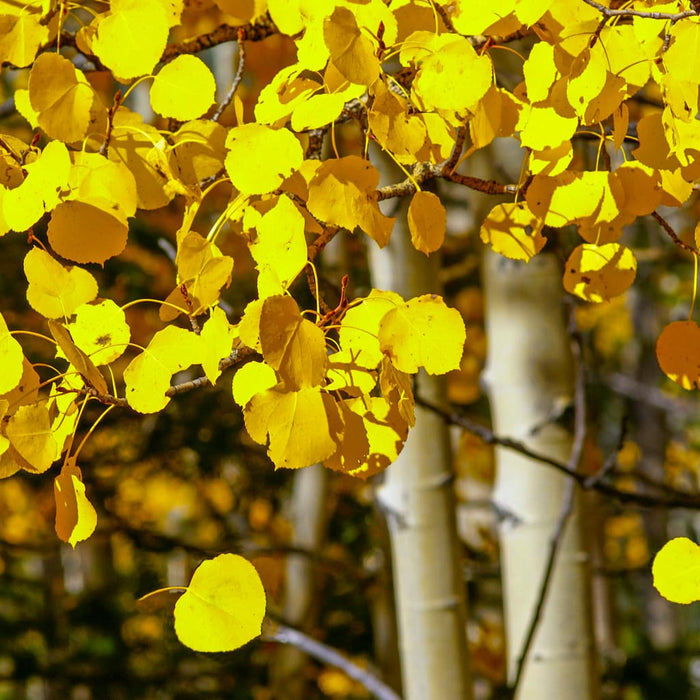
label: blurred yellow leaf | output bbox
[174,553,266,652]
[24,247,98,320]
[652,537,700,604]
[407,191,446,255]
[0,312,23,394]
[656,320,700,390]
[379,295,466,374]
[54,458,97,548]
[151,55,216,121]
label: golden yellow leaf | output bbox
[255,64,322,125]
[656,321,700,391]
[6,402,58,474]
[652,537,700,604]
[0,358,40,409]
[28,53,103,143]
[48,320,108,395]
[563,243,637,303]
[523,41,557,104]
[451,0,519,36]
[225,124,303,195]
[54,459,97,548]
[3,140,71,232]
[170,119,227,187]
[407,191,446,255]
[412,37,492,117]
[174,553,266,652]
[378,295,466,375]
[469,86,522,151]
[109,108,173,210]
[24,247,98,320]
[323,6,380,86]
[259,295,327,389]
[519,105,578,151]
[528,141,574,177]
[123,326,203,413]
[325,350,378,395]
[69,300,131,366]
[379,355,415,428]
[92,0,170,81]
[322,398,370,474]
[232,361,278,407]
[479,201,545,262]
[0,312,23,394]
[48,201,129,266]
[290,91,347,131]
[238,298,264,352]
[161,231,233,321]
[306,156,395,246]
[0,11,48,67]
[151,55,216,120]
[200,307,237,384]
[249,195,307,298]
[244,386,341,469]
[339,289,403,369]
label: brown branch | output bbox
[161,14,278,63]
[650,210,697,254]
[98,90,122,157]
[211,28,247,123]
[580,0,698,20]
[444,171,518,195]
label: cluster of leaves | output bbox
[4,0,700,648]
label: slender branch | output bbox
[263,620,402,700]
[580,0,698,20]
[98,90,122,157]
[211,28,247,123]
[650,210,697,254]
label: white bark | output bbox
[369,218,472,700]
[482,250,599,698]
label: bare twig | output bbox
[650,210,697,254]
[211,28,246,123]
[580,0,698,20]
[263,620,402,700]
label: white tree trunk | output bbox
[369,218,472,700]
[483,250,599,698]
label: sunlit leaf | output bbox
[652,537,700,604]
[563,243,637,303]
[200,307,237,385]
[151,55,216,121]
[479,201,545,262]
[0,312,23,394]
[54,458,98,548]
[232,361,278,407]
[174,553,266,652]
[407,191,446,255]
[69,300,131,366]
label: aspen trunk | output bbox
[482,250,599,699]
[368,215,472,700]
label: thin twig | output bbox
[211,28,246,123]
[580,0,698,20]
[263,620,402,700]
[650,210,696,254]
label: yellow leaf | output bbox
[322,398,370,475]
[378,295,466,375]
[244,386,341,469]
[656,321,700,391]
[255,64,322,125]
[92,0,170,81]
[6,402,58,474]
[523,41,557,104]
[407,191,445,255]
[151,55,216,120]
[290,91,347,131]
[0,11,48,67]
[54,459,97,548]
[451,0,519,36]
[652,537,700,604]
[238,298,264,352]
[412,37,492,117]
[69,300,131,366]
[3,140,71,232]
[174,553,266,652]
[306,156,395,247]
[528,141,573,177]
[48,201,129,266]
[24,247,98,320]
[565,47,608,118]
[479,201,545,262]
[161,231,234,321]
[48,320,108,394]
[662,19,700,87]
[563,243,637,303]
[0,312,23,394]
[259,295,328,389]
[379,355,415,428]
[200,307,237,384]
[124,326,203,413]
[323,6,380,86]
[28,53,104,143]
[170,119,227,187]
[0,358,40,409]
[250,195,307,298]
[325,350,378,395]
[232,361,278,407]
[225,124,303,195]
[339,289,403,369]
[519,106,578,151]
[469,86,522,151]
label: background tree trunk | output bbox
[368,200,473,700]
[483,250,599,699]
